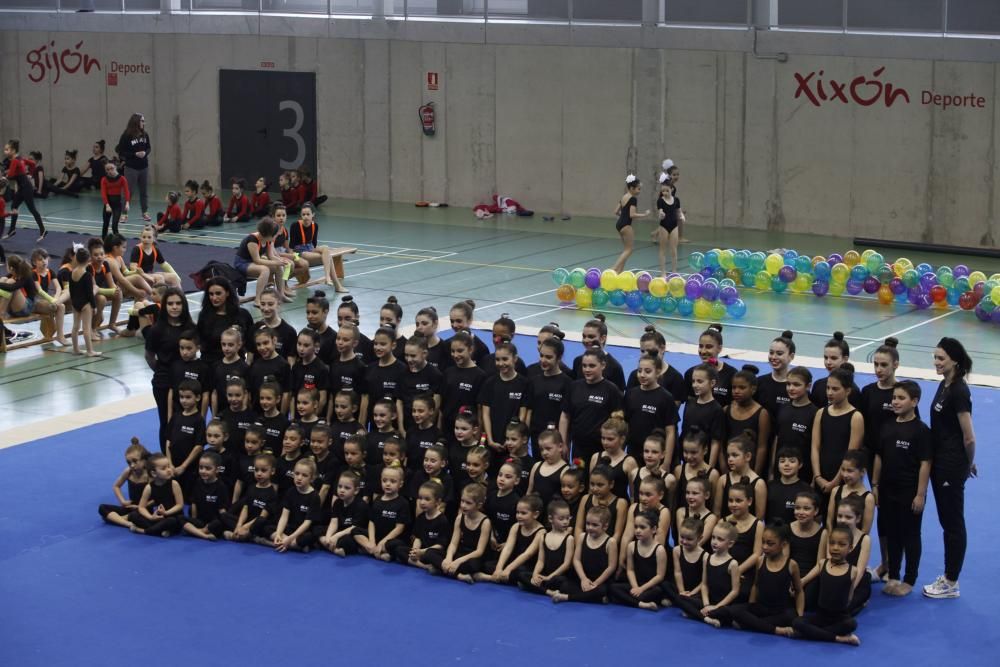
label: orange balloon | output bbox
[877,285,893,305]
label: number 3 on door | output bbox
[279,100,305,170]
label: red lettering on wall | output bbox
[25,40,101,84]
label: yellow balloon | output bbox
[793,274,812,292]
[968,270,987,285]
[877,285,893,305]
[764,253,784,275]
[668,276,686,298]
[843,250,861,267]
[648,277,668,298]
[812,255,826,267]
[693,298,712,319]
[600,269,618,291]
[718,249,735,270]
[575,287,593,309]
[991,285,1000,306]
[831,263,849,282]
[829,281,845,296]
[990,273,1000,283]
[618,271,637,292]
[861,249,876,262]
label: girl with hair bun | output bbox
[198,180,225,227]
[811,332,862,409]
[80,139,108,190]
[755,330,796,423]
[611,175,649,273]
[337,295,374,363]
[48,149,83,197]
[684,323,737,406]
[724,364,771,475]
[448,299,490,367]
[572,314,626,391]
[811,364,864,499]
[626,324,686,406]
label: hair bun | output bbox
[387,295,398,304]
[781,330,794,339]
[464,299,476,309]
[341,295,354,303]
[709,323,723,332]
[130,436,140,445]
[841,362,855,373]
[741,363,759,374]
[884,336,899,348]
[595,313,606,323]
[644,324,656,333]
[832,331,845,341]
[313,290,326,298]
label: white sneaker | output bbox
[923,576,960,599]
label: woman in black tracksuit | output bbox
[116,113,152,221]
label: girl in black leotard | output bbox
[67,246,100,357]
[611,175,649,273]
[655,172,682,275]
[527,430,569,511]
[552,504,618,604]
[609,509,669,609]
[811,365,864,500]
[792,524,861,645]
[3,139,46,240]
[589,412,638,502]
[729,521,804,636]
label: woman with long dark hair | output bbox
[196,276,253,366]
[144,287,193,452]
[922,337,977,600]
[116,113,152,221]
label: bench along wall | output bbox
[1,29,998,247]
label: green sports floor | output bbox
[1,188,998,434]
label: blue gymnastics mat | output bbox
[1,342,998,666]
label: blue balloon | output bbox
[771,276,788,293]
[700,281,720,302]
[677,298,694,316]
[734,250,750,270]
[689,252,706,270]
[726,299,747,319]
[625,290,643,311]
[850,265,869,282]
[915,263,933,275]
[661,296,677,314]
[783,249,799,265]
[946,287,961,306]
[609,289,626,307]
[846,278,864,295]
[705,250,720,268]
[741,271,756,288]
[642,293,660,313]
[814,261,831,281]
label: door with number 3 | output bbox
[219,70,317,190]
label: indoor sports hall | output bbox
[1,3,998,666]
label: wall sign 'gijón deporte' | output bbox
[794,66,987,110]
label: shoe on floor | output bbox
[922,576,960,599]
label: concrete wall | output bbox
[2,27,999,247]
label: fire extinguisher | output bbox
[419,102,436,137]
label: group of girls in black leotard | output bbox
[100,285,980,645]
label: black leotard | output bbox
[754,557,794,615]
[658,194,681,233]
[818,408,858,481]
[729,518,760,565]
[676,548,706,591]
[789,526,822,575]
[540,533,570,576]
[532,463,567,511]
[632,541,664,586]
[69,269,96,312]
[705,556,735,605]
[580,535,611,580]
[616,196,636,232]
[817,560,853,614]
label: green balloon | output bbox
[592,288,610,307]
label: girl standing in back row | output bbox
[115,113,151,221]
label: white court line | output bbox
[43,216,454,255]
[500,299,883,341]
[513,306,564,322]
[347,253,458,278]
[476,287,558,313]
[852,308,963,351]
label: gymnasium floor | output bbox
[1,190,998,665]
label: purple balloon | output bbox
[700,267,714,278]
[846,278,864,295]
[689,273,706,284]
[584,269,601,290]
[719,285,739,305]
[684,280,701,300]
[863,276,880,294]
[919,272,938,291]
[812,280,829,297]
[975,304,992,322]
[992,309,1000,324]
[953,264,970,278]
[700,281,720,301]
[914,293,933,309]
[828,253,844,265]
[636,273,652,293]
[778,266,797,283]
[889,277,906,295]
